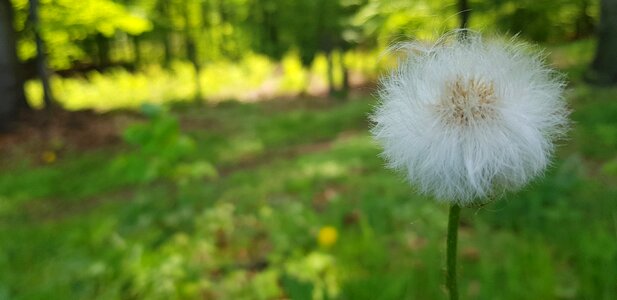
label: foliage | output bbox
[485,0,598,42]
[116,104,216,184]
[12,0,151,68]
[8,0,600,75]
[6,0,604,111]
[249,0,365,65]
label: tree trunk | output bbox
[339,51,349,100]
[158,0,173,67]
[326,51,335,97]
[188,39,202,102]
[162,33,172,67]
[29,0,54,109]
[588,0,617,85]
[96,33,111,67]
[132,35,141,68]
[0,0,26,127]
[575,0,594,38]
[183,1,202,102]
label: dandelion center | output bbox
[436,77,499,127]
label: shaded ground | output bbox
[0,108,131,167]
[0,96,369,221]
[0,94,369,163]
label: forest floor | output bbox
[1,41,616,299]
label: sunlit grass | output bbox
[26,51,379,111]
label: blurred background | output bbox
[0,0,616,299]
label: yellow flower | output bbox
[42,151,57,164]
[317,226,338,248]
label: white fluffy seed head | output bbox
[371,31,570,205]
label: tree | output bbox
[247,0,363,97]
[11,0,151,70]
[29,0,54,109]
[0,0,26,127]
[182,0,202,101]
[588,0,617,85]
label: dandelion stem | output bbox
[446,204,461,300]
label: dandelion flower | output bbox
[41,151,57,164]
[317,226,338,248]
[371,32,569,205]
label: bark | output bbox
[588,0,617,85]
[159,0,173,67]
[162,33,172,67]
[339,52,349,99]
[96,33,111,67]
[183,1,201,102]
[575,0,594,38]
[132,35,141,67]
[29,0,54,109]
[326,51,334,96]
[188,39,202,102]
[0,0,26,127]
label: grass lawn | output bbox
[1,40,616,299]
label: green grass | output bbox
[1,40,617,299]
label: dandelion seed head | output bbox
[371,31,569,205]
[436,77,499,127]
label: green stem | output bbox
[446,204,461,300]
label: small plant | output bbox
[116,104,216,184]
